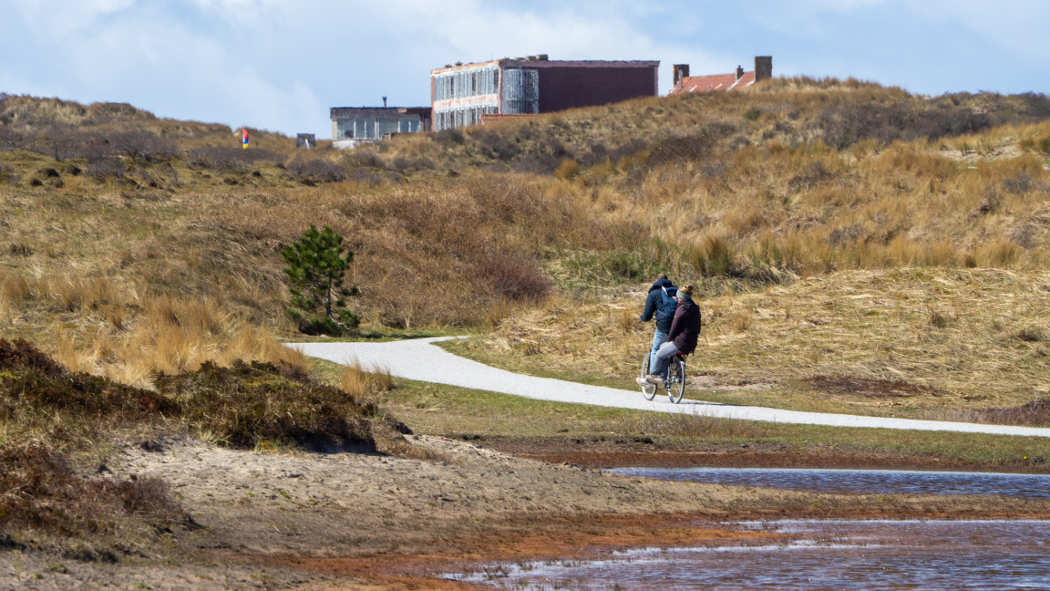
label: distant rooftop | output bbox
[675,71,756,93]
[330,106,430,118]
[431,55,659,75]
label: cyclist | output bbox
[639,273,677,371]
[640,284,700,385]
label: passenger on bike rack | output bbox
[638,284,700,386]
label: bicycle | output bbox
[639,350,686,404]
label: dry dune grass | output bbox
[1,265,305,388]
[3,81,1050,392]
[453,268,1050,420]
[617,139,1050,278]
[1,170,605,382]
[49,296,308,388]
[339,361,394,400]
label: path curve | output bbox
[291,337,1050,439]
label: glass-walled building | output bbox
[431,61,502,130]
[431,55,659,131]
[329,107,431,149]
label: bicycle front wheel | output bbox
[666,358,686,404]
[640,354,657,400]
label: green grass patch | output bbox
[306,357,1050,473]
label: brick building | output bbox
[669,56,773,94]
[431,55,660,131]
[329,106,431,149]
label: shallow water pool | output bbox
[449,519,1050,590]
[609,466,1050,498]
[446,468,1050,589]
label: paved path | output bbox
[291,337,1050,439]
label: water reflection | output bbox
[609,467,1050,498]
[450,520,1050,590]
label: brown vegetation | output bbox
[3,78,1050,414]
[448,268,1050,422]
[0,338,404,556]
[2,79,1050,581]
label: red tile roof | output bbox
[670,71,756,94]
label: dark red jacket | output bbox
[667,298,701,355]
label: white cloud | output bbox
[8,0,1044,136]
[356,1,726,92]
[10,0,137,37]
[912,0,1050,61]
[808,0,887,11]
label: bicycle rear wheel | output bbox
[640,354,657,400]
[666,358,686,404]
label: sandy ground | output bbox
[6,434,1050,590]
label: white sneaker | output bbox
[647,375,665,385]
[636,376,651,386]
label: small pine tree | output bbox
[281,225,359,336]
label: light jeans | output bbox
[651,340,680,379]
[649,328,668,371]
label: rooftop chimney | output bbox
[736,65,744,80]
[673,64,690,86]
[754,56,772,82]
[382,96,387,108]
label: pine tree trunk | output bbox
[325,275,333,319]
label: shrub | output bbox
[472,128,521,161]
[691,235,737,277]
[154,360,390,451]
[0,445,186,547]
[188,146,281,170]
[743,107,763,121]
[601,250,652,281]
[974,397,1050,427]
[1016,326,1048,343]
[391,156,435,172]
[341,149,386,169]
[476,251,551,301]
[1002,173,1034,195]
[818,101,992,149]
[788,161,833,192]
[1039,136,1050,155]
[86,156,125,180]
[646,124,735,167]
[0,163,18,184]
[2,338,405,454]
[0,126,21,150]
[0,338,178,420]
[553,158,580,180]
[512,134,573,173]
[109,130,177,161]
[433,128,465,146]
[286,157,346,184]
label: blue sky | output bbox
[3,0,1049,138]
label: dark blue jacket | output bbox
[640,278,677,332]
